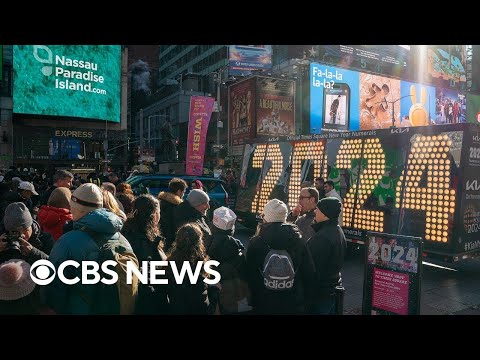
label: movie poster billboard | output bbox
[424,45,466,90]
[435,88,466,124]
[363,232,422,315]
[185,96,215,176]
[256,77,295,136]
[229,78,256,156]
[399,81,436,127]
[228,45,272,76]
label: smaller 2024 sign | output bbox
[362,232,422,315]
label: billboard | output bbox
[435,88,466,124]
[399,81,436,127]
[228,45,272,76]
[424,45,466,90]
[321,45,410,78]
[13,45,121,122]
[467,93,480,124]
[229,78,256,156]
[256,77,295,136]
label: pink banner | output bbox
[372,268,409,315]
[185,96,215,176]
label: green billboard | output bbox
[467,93,480,124]
[13,45,121,122]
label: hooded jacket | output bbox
[37,205,73,241]
[46,208,127,315]
[246,222,315,314]
[158,191,183,249]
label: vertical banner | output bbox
[185,96,215,176]
[362,232,422,315]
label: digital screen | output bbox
[13,45,121,122]
[424,45,466,90]
[228,45,272,76]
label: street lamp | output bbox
[373,94,412,129]
[211,66,229,166]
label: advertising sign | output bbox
[467,93,480,124]
[229,78,256,156]
[228,45,272,76]
[185,96,215,176]
[424,45,466,90]
[363,232,422,315]
[399,81,436,127]
[13,45,121,122]
[256,77,295,136]
[322,45,410,78]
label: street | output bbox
[234,224,480,315]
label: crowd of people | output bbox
[0,166,347,315]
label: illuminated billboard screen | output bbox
[424,45,466,91]
[228,45,272,76]
[13,45,121,122]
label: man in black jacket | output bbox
[306,196,346,314]
[174,189,212,243]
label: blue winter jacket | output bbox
[45,209,124,315]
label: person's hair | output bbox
[167,223,209,276]
[117,193,135,215]
[315,177,324,183]
[108,172,118,179]
[102,190,123,218]
[122,194,160,242]
[325,180,335,188]
[168,177,187,193]
[54,170,73,183]
[47,187,72,209]
[116,182,134,195]
[303,187,319,203]
[101,182,116,196]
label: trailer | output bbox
[234,123,480,262]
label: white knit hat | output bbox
[262,199,288,223]
[0,259,36,301]
[70,183,103,213]
[213,206,237,231]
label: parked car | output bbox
[125,175,230,218]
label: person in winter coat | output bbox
[0,202,54,265]
[122,194,169,315]
[167,223,220,315]
[45,183,134,315]
[37,187,73,241]
[158,177,187,250]
[305,197,347,315]
[246,199,315,315]
[174,189,212,244]
[207,206,251,314]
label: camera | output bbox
[5,231,22,252]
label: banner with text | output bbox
[362,232,422,315]
[186,96,215,176]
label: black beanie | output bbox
[316,197,341,219]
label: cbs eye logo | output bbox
[30,260,56,285]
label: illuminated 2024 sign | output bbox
[249,135,456,244]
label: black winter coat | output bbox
[306,218,346,303]
[246,222,315,314]
[158,191,182,250]
[174,201,212,243]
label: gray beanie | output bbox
[262,199,288,223]
[4,202,33,231]
[187,189,210,207]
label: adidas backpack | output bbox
[261,246,296,291]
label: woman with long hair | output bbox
[102,190,127,222]
[122,194,168,314]
[167,223,220,315]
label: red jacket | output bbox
[37,205,73,241]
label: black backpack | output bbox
[261,244,296,291]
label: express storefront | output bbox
[13,126,127,173]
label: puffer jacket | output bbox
[45,209,127,315]
[158,191,183,250]
[37,205,73,241]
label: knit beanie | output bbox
[0,259,36,301]
[316,197,341,219]
[187,189,210,207]
[4,202,33,231]
[262,199,288,223]
[48,187,72,209]
[70,183,103,213]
